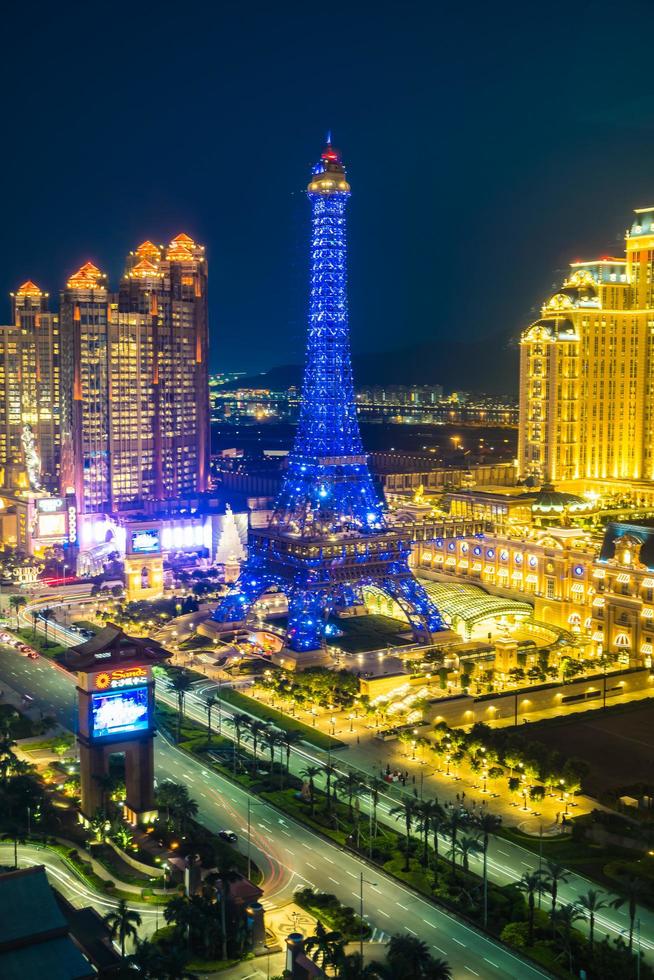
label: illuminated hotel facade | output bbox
[60,235,209,516]
[518,205,654,486]
[0,281,61,491]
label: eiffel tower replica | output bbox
[213,138,443,667]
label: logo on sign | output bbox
[94,666,147,690]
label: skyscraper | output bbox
[0,280,60,490]
[518,206,654,485]
[60,236,209,515]
[119,235,209,501]
[213,140,443,660]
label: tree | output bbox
[551,902,584,972]
[576,888,610,951]
[263,726,281,773]
[232,713,251,772]
[611,875,647,950]
[475,811,502,927]
[385,933,449,980]
[444,807,468,878]
[170,671,193,744]
[104,899,142,957]
[8,594,26,627]
[542,860,571,933]
[322,763,337,813]
[249,720,269,769]
[305,920,345,973]
[456,833,482,873]
[301,765,322,816]
[205,695,218,743]
[390,798,417,872]
[367,775,386,840]
[281,729,302,778]
[337,769,362,821]
[429,805,448,889]
[41,607,53,646]
[415,799,442,869]
[516,870,545,945]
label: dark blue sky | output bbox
[3,0,654,375]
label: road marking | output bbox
[301,842,312,849]
[323,856,334,864]
[483,958,499,969]
[280,829,291,837]
[520,861,531,867]
[422,919,435,927]
[328,877,339,884]
[432,945,447,955]
[346,870,357,878]
[452,937,466,947]
[396,902,408,910]
[406,927,417,935]
[497,849,510,856]
[377,908,390,917]
[464,968,480,976]
[306,863,317,870]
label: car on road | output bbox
[218,830,237,843]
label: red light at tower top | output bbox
[321,144,340,163]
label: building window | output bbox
[546,578,555,599]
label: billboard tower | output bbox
[213,140,443,664]
[67,625,170,825]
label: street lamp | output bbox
[359,871,377,960]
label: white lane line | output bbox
[306,863,317,870]
[483,958,499,969]
[432,945,447,955]
[497,849,510,856]
[396,902,408,910]
[301,842,311,849]
[406,927,417,936]
[422,919,435,927]
[323,856,334,864]
[465,969,480,977]
[328,877,339,885]
[377,909,390,917]
[346,870,357,878]
[452,937,466,947]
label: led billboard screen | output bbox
[131,528,160,554]
[90,686,150,739]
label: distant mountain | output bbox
[226,328,519,396]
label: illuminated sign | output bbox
[37,513,67,539]
[90,686,149,739]
[68,505,77,544]
[37,497,65,513]
[95,665,148,690]
[131,528,160,554]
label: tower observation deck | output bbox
[213,140,443,660]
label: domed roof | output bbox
[531,483,594,514]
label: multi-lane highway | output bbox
[0,643,555,979]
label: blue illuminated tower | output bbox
[213,140,443,661]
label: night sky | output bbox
[3,0,654,377]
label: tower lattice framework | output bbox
[213,140,444,654]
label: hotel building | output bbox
[60,235,209,517]
[0,281,61,491]
[518,205,654,486]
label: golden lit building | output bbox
[60,236,210,515]
[0,281,60,490]
[518,207,654,485]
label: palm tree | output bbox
[232,712,250,772]
[205,695,218,743]
[390,797,417,872]
[281,729,303,781]
[551,903,584,972]
[338,769,362,821]
[542,859,571,933]
[611,875,647,950]
[301,764,322,816]
[127,937,164,977]
[41,606,53,646]
[335,951,382,979]
[475,810,502,928]
[429,805,448,889]
[322,762,337,812]
[104,899,142,957]
[170,670,193,743]
[205,866,241,961]
[263,726,280,773]
[8,594,26,627]
[415,799,442,868]
[517,870,545,945]
[444,807,468,878]
[305,920,345,973]
[248,719,268,769]
[576,888,610,951]
[367,775,386,840]
[385,933,443,980]
[456,833,482,873]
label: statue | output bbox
[21,424,42,490]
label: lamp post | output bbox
[359,871,377,960]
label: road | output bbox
[0,644,555,980]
